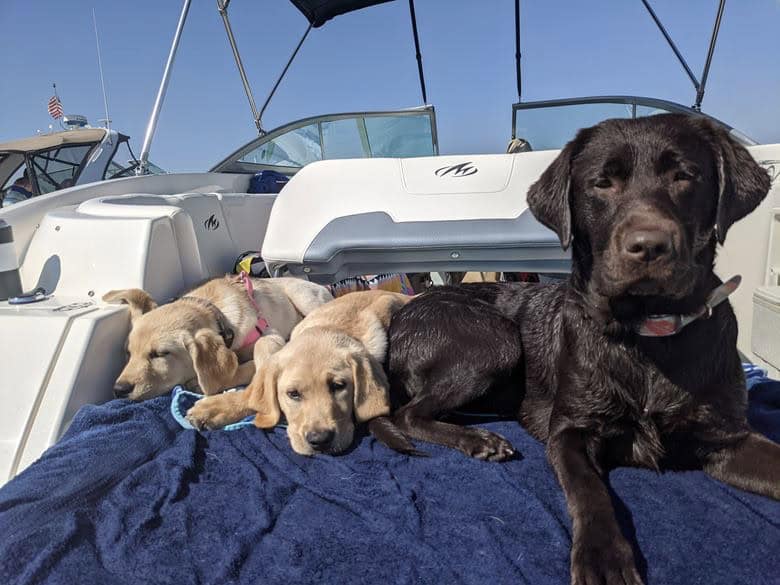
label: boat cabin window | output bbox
[30,143,95,194]
[217,108,437,174]
[511,97,715,151]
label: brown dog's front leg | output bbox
[704,432,780,500]
[547,428,643,585]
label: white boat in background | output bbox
[0,0,778,486]
[0,119,164,209]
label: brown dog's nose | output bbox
[306,429,335,450]
[113,382,133,398]
[623,230,673,262]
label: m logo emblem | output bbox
[434,162,478,178]
[204,214,220,230]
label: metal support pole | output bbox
[639,0,700,93]
[258,24,313,127]
[408,0,428,104]
[514,0,522,103]
[137,0,192,175]
[695,0,726,111]
[218,0,263,134]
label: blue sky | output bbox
[1,0,778,172]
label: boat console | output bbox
[262,153,569,282]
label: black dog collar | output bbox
[179,296,235,348]
[635,275,741,337]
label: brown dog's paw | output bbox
[571,534,643,585]
[464,429,517,462]
[186,397,233,431]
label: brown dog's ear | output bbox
[246,358,281,428]
[527,127,593,251]
[103,289,158,322]
[185,329,238,395]
[349,350,391,423]
[702,121,771,244]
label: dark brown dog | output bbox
[384,114,776,585]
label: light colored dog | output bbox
[103,275,332,401]
[186,290,411,455]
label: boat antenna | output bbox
[514,0,522,102]
[137,0,192,175]
[408,0,428,104]
[258,23,313,133]
[92,8,112,133]
[218,0,266,134]
[639,0,726,111]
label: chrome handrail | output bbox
[137,0,192,175]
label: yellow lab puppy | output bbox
[186,290,410,455]
[103,275,332,401]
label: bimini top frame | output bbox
[219,0,428,136]
[512,0,728,111]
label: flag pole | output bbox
[52,83,64,129]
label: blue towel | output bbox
[1,375,779,584]
[170,386,257,431]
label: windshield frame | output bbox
[511,95,756,148]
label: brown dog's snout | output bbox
[622,229,674,263]
[305,429,335,450]
[113,382,133,398]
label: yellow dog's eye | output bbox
[329,380,347,393]
[148,350,169,360]
[287,389,302,401]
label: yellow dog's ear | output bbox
[246,357,281,428]
[349,350,391,422]
[185,329,238,395]
[102,288,158,323]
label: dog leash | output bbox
[636,275,741,337]
[238,271,269,348]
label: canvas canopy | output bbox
[289,0,394,27]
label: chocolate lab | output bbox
[384,114,776,584]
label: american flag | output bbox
[47,95,63,119]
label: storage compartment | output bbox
[752,285,780,369]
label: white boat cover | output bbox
[261,152,570,282]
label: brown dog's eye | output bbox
[593,178,612,189]
[287,389,302,401]
[673,170,696,182]
[329,380,347,393]
[148,350,169,360]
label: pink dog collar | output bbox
[636,275,741,337]
[238,271,270,348]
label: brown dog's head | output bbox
[528,114,770,324]
[246,328,390,456]
[103,289,238,400]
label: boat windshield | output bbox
[213,107,438,173]
[511,96,750,151]
[106,138,166,179]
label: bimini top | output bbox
[261,152,571,283]
[290,0,394,27]
[0,129,109,153]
